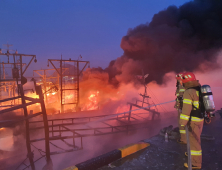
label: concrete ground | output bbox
[99,113,222,170]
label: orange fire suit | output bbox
[175,85,186,143]
[179,84,203,167]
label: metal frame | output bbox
[0,52,36,105]
[0,85,51,170]
[0,62,26,105]
[48,58,89,113]
[0,52,52,170]
[0,53,36,76]
[28,108,160,156]
[127,74,160,121]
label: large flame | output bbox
[24,77,140,115]
[81,91,99,111]
[10,68,164,115]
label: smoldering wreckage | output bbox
[1,0,222,170]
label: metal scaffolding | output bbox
[28,107,160,156]
[0,51,36,107]
[0,84,52,170]
[48,58,90,113]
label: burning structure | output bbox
[32,58,90,114]
[1,0,222,169]
[0,48,161,170]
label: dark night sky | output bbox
[0,0,190,73]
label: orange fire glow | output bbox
[81,91,99,111]
[22,69,151,115]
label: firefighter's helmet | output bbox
[176,72,184,80]
[181,72,196,83]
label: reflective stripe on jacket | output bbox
[179,88,201,126]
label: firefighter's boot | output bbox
[184,163,201,169]
[177,139,186,144]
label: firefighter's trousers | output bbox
[187,119,204,167]
[178,109,186,143]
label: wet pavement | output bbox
[99,114,222,170]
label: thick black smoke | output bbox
[102,0,222,85]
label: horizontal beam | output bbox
[29,116,130,130]
[30,122,156,142]
[0,63,26,65]
[48,59,89,63]
[61,103,78,105]
[24,96,40,103]
[49,120,153,132]
[0,53,36,57]
[0,96,21,103]
[30,114,109,123]
[0,101,37,114]
[33,68,59,72]
[0,79,21,82]
[31,121,91,130]
[61,89,78,91]
[0,105,14,107]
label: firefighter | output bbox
[179,72,203,169]
[174,73,186,144]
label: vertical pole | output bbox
[142,96,145,107]
[18,55,23,96]
[19,85,35,170]
[9,86,11,98]
[142,69,145,107]
[44,70,48,105]
[0,59,1,80]
[73,132,75,147]
[77,61,79,109]
[13,82,15,105]
[128,104,132,121]
[81,137,83,149]
[57,73,60,102]
[37,85,52,169]
[60,59,63,113]
[12,55,16,105]
[0,61,1,101]
[19,55,22,113]
[20,55,22,79]
[185,125,192,170]
[2,63,6,92]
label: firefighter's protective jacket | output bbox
[179,80,203,126]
